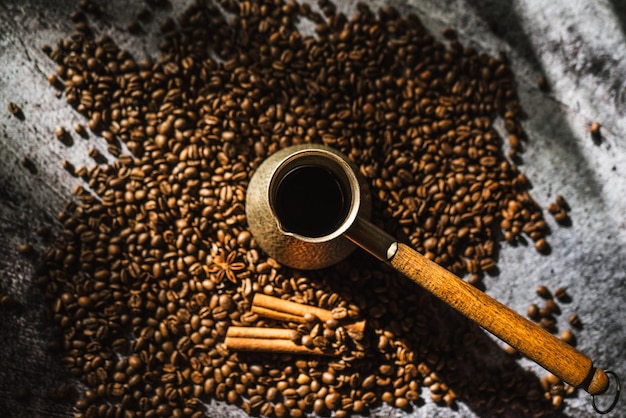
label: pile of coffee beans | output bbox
[36,0,567,417]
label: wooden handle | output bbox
[390,243,608,395]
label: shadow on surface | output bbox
[463,0,608,211]
[0,214,74,418]
[463,0,543,73]
[608,0,626,40]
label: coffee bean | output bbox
[589,122,601,138]
[568,313,582,329]
[7,101,21,115]
[527,303,540,321]
[540,317,558,333]
[543,299,560,316]
[55,126,72,145]
[555,195,569,212]
[0,294,21,308]
[534,238,549,253]
[535,285,552,299]
[560,329,576,346]
[73,123,87,137]
[553,287,570,302]
[552,209,570,225]
[17,242,34,256]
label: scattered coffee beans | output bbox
[548,194,571,225]
[36,0,570,417]
[526,285,583,406]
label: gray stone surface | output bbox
[0,0,624,417]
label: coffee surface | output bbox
[274,165,347,238]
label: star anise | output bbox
[206,248,246,284]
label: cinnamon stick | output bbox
[253,293,332,320]
[226,326,298,340]
[252,293,366,332]
[250,306,306,324]
[225,295,368,356]
[224,336,334,356]
[224,326,336,356]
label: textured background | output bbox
[1,0,625,417]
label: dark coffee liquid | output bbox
[274,165,348,238]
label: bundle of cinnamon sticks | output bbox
[225,293,366,356]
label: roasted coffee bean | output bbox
[527,303,540,320]
[560,329,576,346]
[589,122,601,138]
[555,196,569,212]
[502,343,518,356]
[74,123,87,136]
[534,238,549,253]
[7,101,21,115]
[540,317,558,333]
[17,242,34,256]
[568,313,582,329]
[554,287,570,302]
[542,299,560,316]
[0,294,21,308]
[535,285,552,299]
[55,126,72,145]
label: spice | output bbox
[225,327,335,355]
[252,293,365,333]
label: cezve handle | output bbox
[345,217,609,396]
